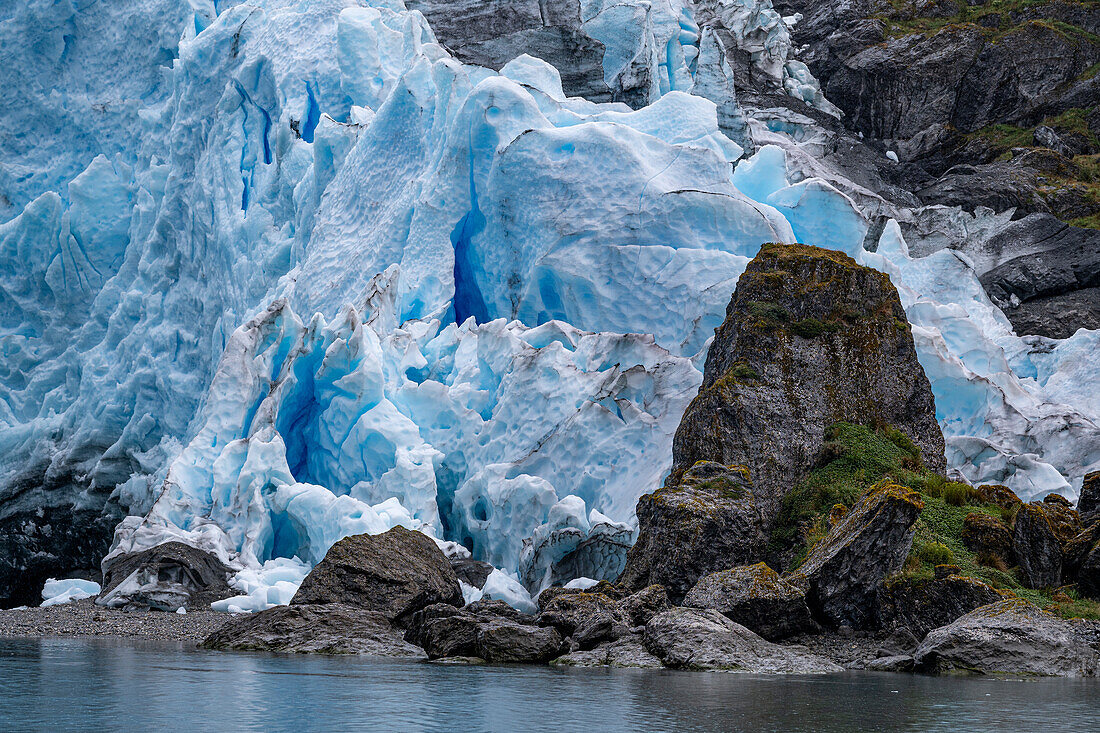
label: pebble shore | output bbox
[0,598,231,643]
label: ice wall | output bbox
[2,0,1098,610]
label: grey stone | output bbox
[793,483,924,629]
[876,574,1004,640]
[682,563,816,641]
[291,527,462,620]
[97,541,233,612]
[642,607,842,674]
[476,620,564,663]
[200,603,425,657]
[1012,503,1065,589]
[913,599,1100,677]
[866,655,914,673]
[551,634,663,668]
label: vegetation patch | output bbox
[772,421,1100,620]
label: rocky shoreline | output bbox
[0,598,230,644]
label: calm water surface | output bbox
[0,637,1097,732]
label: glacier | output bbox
[1,0,1098,611]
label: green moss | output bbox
[917,541,954,566]
[747,301,790,325]
[730,363,760,381]
[791,318,839,339]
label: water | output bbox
[0,638,1097,732]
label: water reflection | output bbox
[0,638,1097,732]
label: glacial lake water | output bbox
[1,638,1098,732]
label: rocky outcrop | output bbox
[682,563,816,640]
[200,603,425,656]
[618,461,763,603]
[1079,471,1100,521]
[1065,523,1100,599]
[670,243,944,537]
[913,599,1100,677]
[96,541,233,612]
[537,588,629,647]
[404,600,565,663]
[876,574,1004,641]
[406,0,644,107]
[450,557,494,589]
[641,607,842,673]
[291,527,463,621]
[793,482,924,629]
[551,635,664,668]
[961,513,1015,567]
[1012,500,1083,589]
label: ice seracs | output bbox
[1,0,1098,612]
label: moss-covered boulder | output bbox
[877,574,1004,641]
[961,513,1015,567]
[618,461,764,603]
[669,243,945,541]
[791,482,924,629]
[913,599,1100,677]
[1013,502,1070,589]
[1065,523,1100,600]
[681,563,816,640]
[1079,471,1100,522]
[975,484,1022,510]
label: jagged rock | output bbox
[979,218,1100,339]
[867,655,915,673]
[96,541,233,612]
[450,557,494,589]
[1078,471,1100,522]
[617,461,764,603]
[682,563,816,641]
[961,513,1015,567]
[290,527,462,621]
[793,483,924,629]
[669,243,944,537]
[536,588,628,649]
[200,603,425,657]
[405,603,481,658]
[1012,503,1068,589]
[618,585,671,627]
[551,634,663,668]
[975,484,1022,511]
[1065,523,1100,600]
[915,162,1050,215]
[876,574,1004,640]
[642,608,842,674]
[913,599,1100,677]
[404,599,564,662]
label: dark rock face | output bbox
[961,513,1015,567]
[671,243,945,533]
[876,575,1004,641]
[978,219,1100,339]
[200,603,425,656]
[682,563,816,641]
[1065,523,1100,599]
[0,478,122,608]
[537,589,627,644]
[913,599,1100,677]
[291,527,463,620]
[617,461,763,603]
[641,607,841,673]
[406,0,650,107]
[793,483,924,629]
[1012,503,1064,589]
[96,542,233,612]
[1079,472,1100,521]
[618,585,671,627]
[404,601,564,662]
[450,557,494,589]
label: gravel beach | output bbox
[0,598,231,643]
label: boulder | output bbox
[961,513,1015,567]
[1012,503,1065,589]
[291,527,462,620]
[1079,471,1100,522]
[617,461,764,603]
[876,574,1004,640]
[404,599,564,663]
[1065,523,1100,600]
[551,634,663,669]
[477,620,565,663]
[642,608,842,674]
[450,557,494,589]
[618,585,671,627]
[96,541,233,612]
[974,484,1022,510]
[536,588,629,650]
[668,243,944,538]
[682,563,816,640]
[913,599,1100,677]
[200,604,425,657]
[793,482,923,629]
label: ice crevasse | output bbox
[1,0,1097,612]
